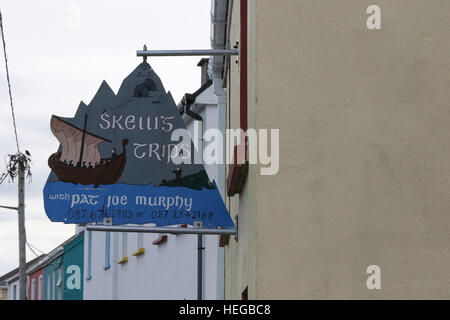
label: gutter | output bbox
[6,248,63,283]
[178,80,213,125]
[209,0,229,201]
[222,0,234,86]
[209,0,229,79]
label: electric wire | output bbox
[26,241,46,256]
[0,10,20,153]
[26,242,39,258]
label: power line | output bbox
[0,11,26,299]
[26,242,39,257]
[0,10,20,152]
[0,205,18,211]
[26,241,46,255]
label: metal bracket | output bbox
[137,48,240,58]
[233,41,240,66]
[103,217,113,226]
[86,224,237,236]
[194,221,203,228]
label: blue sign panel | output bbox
[43,62,234,229]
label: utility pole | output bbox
[18,160,26,300]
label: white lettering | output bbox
[99,113,111,130]
[124,115,136,130]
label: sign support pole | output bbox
[137,49,239,57]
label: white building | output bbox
[83,59,226,300]
[2,255,45,300]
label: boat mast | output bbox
[77,113,88,167]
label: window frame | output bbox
[104,232,111,270]
[31,278,36,300]
[38,275,43,300]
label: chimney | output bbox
[197,58,210,86]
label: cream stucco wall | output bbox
[225,0,450,299]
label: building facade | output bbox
[0,233,83,300]
[62,233,84,300]
[0,286,7,300]
[43,253,64,300]
[27,268,44,300]
[2,255,46,300]
[219,0,450,299]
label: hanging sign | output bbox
[43,61,234,229]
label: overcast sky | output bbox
[0,0,211,276]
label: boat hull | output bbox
[49,152,126,186]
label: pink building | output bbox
[27,268,44,300]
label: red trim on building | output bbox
[152,235,168,246]
[242,286,248,300]
[227,0,249,197]
[240,0,248,133]
[219,234,230,247]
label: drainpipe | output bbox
[197,233,204,300]
[112,232,118,300]
[184,94,204,301]
[185,94,203,122]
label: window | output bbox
[52,272,56,300]
[26,276,29,299]
[87,230,92,280]
[131,233,145,257]
[38,275,43,300]
[122,232,128,258]
[31,278,36,300]
[137,233,143,250]
[117,232,129,264]
[56,269,62,287]
[47,275,51,300]
[56,269,62,300]
[104,232,111,270]
[131,233,145,256]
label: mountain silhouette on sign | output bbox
[160,169,215,191]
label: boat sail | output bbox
[48,114,128,187]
